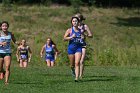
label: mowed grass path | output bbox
[0,64,140,93]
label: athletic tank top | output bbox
[69,27,84,45]
[19,46,29,59]
[45,44,54,57]
[0,31,12,53]
[79,24,85,33]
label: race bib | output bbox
[21,55,28,59]
[73,37,84,44]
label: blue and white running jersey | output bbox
[69,27,84,45]
[0,32,12,53]
[45,44,54,57]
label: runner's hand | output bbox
[2,42,7,46]
[28,58,31,62]
[71,33,76,38]
[17,59,20,62]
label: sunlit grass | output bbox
[0,65,140,93]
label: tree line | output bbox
[0,0,140,7]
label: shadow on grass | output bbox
[13,82,43,85]
[81,75,140,82]
[80,75,122,82]
[40,73,70,77]
[111,17,140,27]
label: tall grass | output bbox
[0,5,139,66]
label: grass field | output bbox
[0,4,140,93]
[0,64,140,93]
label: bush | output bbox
[98,48,119,66]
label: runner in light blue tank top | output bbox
[0,21,19,84]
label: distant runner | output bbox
[40,37,59,67]
[16,39,32,68]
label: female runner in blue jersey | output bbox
[0,21,19,85]
[75,13,93,79]
[16,39,32,68]
[40,37,58,67]
[64,17,84,82]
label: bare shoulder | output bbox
[26,45,30,48]
[66,28,72,33]
[52,44,55,48]
[10,31,15,37]
[84,24,89,28]
[17,45,21,49]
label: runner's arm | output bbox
[64,29,75,41]
[16,47,20,62]
[28,46,32,62]
[11,32,20,45]
[85,25,93,38]
[53,45,59,60]
[40,45,45,57]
